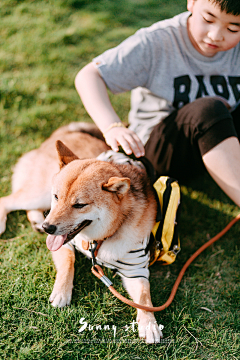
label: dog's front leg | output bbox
[27,210,46,233]
[50,246,75,308]
[122,277,163,343]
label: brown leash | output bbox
[91,213,240,312]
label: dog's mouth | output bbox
[66,220,92,241]
[46,220,92,251]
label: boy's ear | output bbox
[187,0,194,12]
[102,177,131,200]
[56,140,79,169]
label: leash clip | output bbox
[172,245,181,256]
[90,240,98,266]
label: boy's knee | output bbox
[190,97,236,156]
[189,97,230,124]
[180,96,232,139]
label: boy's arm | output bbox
[75,63,145,158]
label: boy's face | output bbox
[187,0,240,57]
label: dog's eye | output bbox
[72,203,87,209]
[54,194,58,201]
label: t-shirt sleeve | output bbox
[93,28,152,94]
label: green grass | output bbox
[0,0,239,359]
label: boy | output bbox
[75,0,240,208]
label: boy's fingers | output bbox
[118,138,133,156]
[122,134,145,157]
[104,127,145,157]
[106,137,120,153]
[130,133,145,157]
[107,134,133,155]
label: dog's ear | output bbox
[56,140,79,169]
[102,177,130,200]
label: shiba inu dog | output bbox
[0,122,163,343]
[43,140,162,343]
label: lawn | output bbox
[0,0,239,359]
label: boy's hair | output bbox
[210,0,240,16]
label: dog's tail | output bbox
[67,122,105,142]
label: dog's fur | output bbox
[0,122,163,343]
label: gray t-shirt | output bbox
[93,11,240,144]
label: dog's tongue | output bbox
[46,234,68,251]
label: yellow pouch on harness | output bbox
[149,176,181,266]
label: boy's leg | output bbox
[144,97,240,206]
[202,137,240,206]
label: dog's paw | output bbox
[0,220,6,236]
[31,221,45,233]
[138,316,163,344]
[49,289,72,308]
[27,210,45,233]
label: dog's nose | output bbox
[42,222,57,235]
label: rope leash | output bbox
[91,213,240,312]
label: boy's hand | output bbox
[104,126,145,158]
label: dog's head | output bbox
[43,141,131,251]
